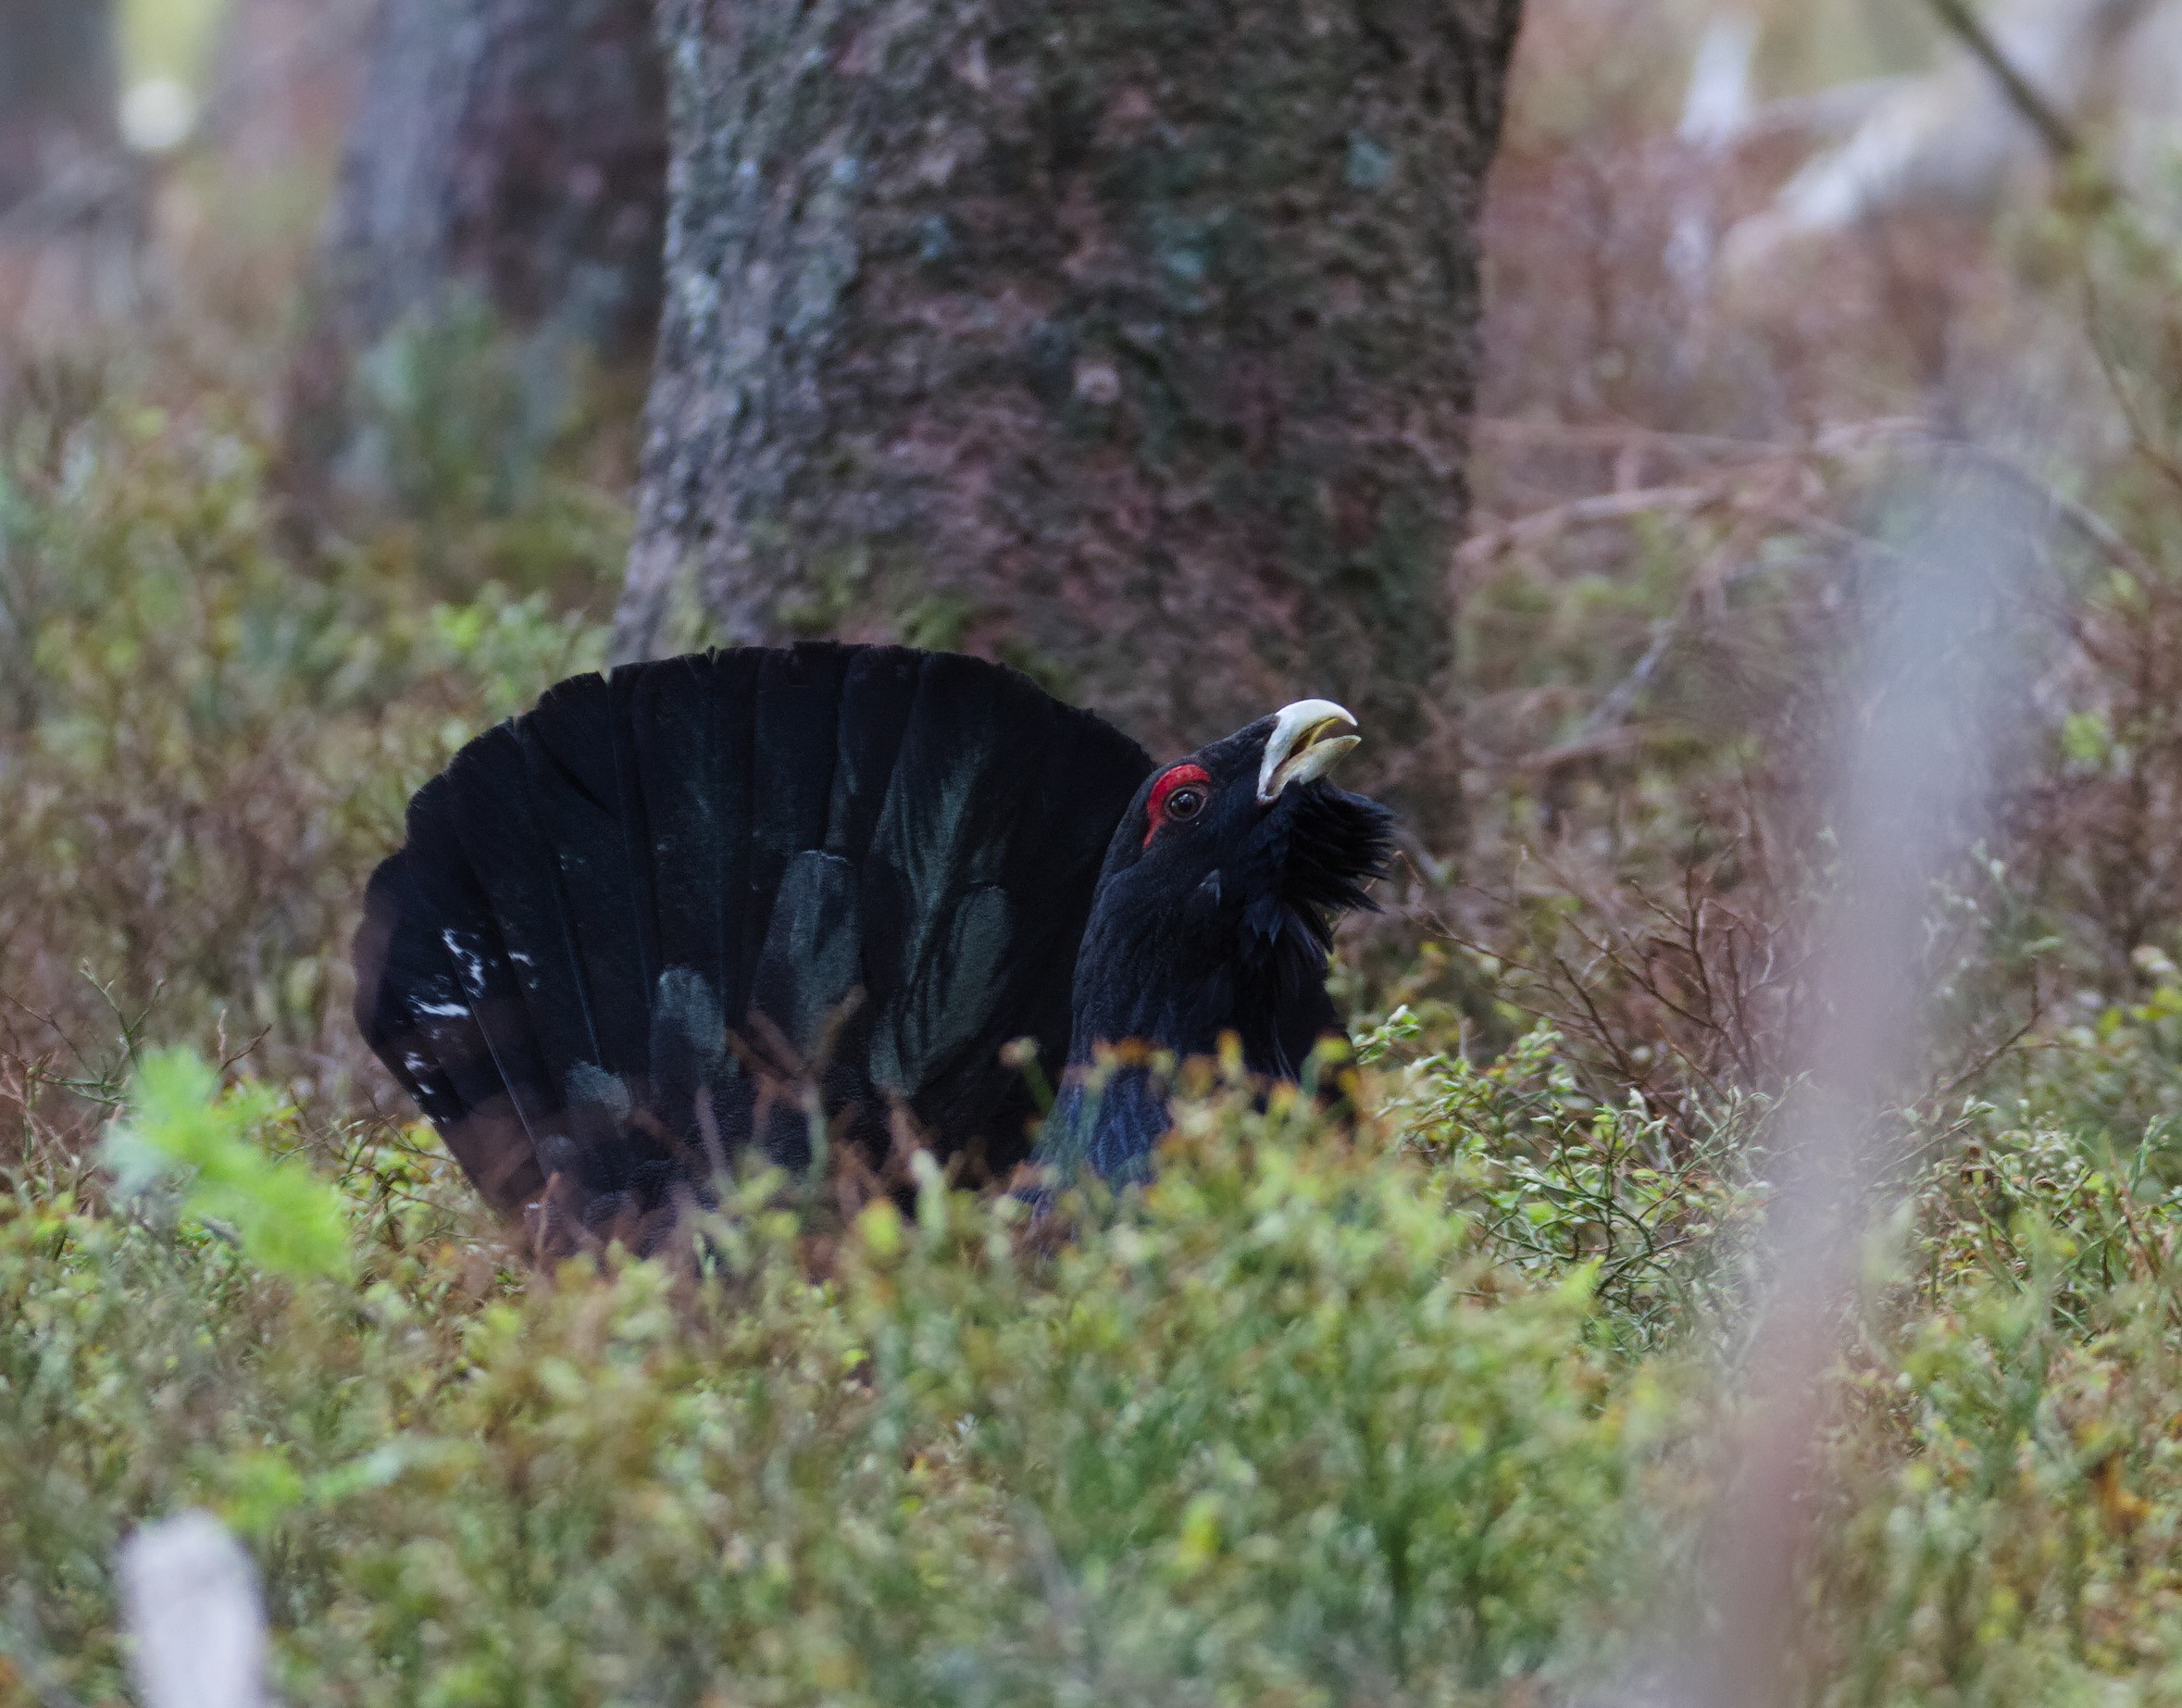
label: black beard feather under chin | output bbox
[1265,781,1398,953]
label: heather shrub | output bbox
[3,1064,1644,1707]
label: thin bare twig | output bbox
[1921,0,2084,163]
[1453,484,1725,574]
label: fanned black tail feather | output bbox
[355,644,1153,1247]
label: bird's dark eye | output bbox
[1143,761,1215,847]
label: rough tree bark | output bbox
[619,0,1525,750]
[289,0,667,475]
[0,0,117,212]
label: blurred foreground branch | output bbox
[117,1513,270,1708]
[1615,453,2048,1704]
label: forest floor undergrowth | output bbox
[19,3,2182,1700]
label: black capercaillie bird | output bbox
[354,643,1393,1249]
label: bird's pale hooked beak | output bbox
[1256,699,1361,804]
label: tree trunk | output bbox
[619,0,1523,751]
[0,0,142,383]
[288,0,667,482]
[0,0,117,210]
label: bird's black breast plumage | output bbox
[354,644,1394,1245]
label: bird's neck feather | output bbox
[1065,894,1324,1074]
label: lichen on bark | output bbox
[625,0,1523,752]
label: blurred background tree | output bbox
[283,0,665,510]
[0,0,117,214]
[0,0,132,361]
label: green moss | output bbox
[895,592,978,654]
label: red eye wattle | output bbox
[1143,764,1213,846]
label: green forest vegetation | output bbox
[14,0,2182,1702]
